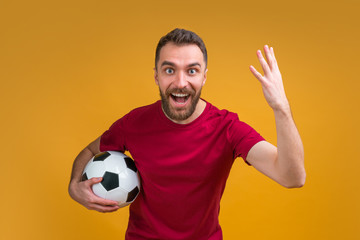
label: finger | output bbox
[86,178,119,206]
[92,194,120,206]
[256,50,271,76]
[86,177,103,187]
[89,203,120,213]
[249,65,265,84]
[264,45,275,70]
[270,46,275,57]
[270,47,278,66]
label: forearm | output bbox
[70,147,95,183]
[273,104,305,187]
[69,137,101,187]
[68,138,119,211]
[249,45,306,188]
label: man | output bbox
[69,28,305,239]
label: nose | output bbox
[173,71,188,89]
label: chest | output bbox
[126,124,234,188]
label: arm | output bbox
[247,45,305,188]
[68,137,120,212]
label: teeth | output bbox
[171,93,189,97]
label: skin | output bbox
[68,137,119,213]
[154,43,208,124]
[68,43,305,213]
[247,45,305,188]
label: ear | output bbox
[154,67,159,86]
[202,68,208,86]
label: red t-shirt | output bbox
[100,100,264,240]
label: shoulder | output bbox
[125,101,160,119]
[127,101,160,116]
[105,101,160,129]
[204,100,260,135]
[205,100,241,123]
[118,101,161,129]
[199,101,250,137]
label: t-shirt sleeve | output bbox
[227,114,265,165]
[99,115,128,153]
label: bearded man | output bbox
[69,28,305,240]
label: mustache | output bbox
[165,87,195,96]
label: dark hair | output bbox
[155,28,208,69]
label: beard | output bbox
[159,86,202,122]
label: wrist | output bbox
[272,102,292,117]
[69,178,80,192]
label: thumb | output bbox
[87,177,103,186]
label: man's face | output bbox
[154,43,207,122]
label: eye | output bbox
[188,69,197,75]
[165,68,174,74]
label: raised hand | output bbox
[249,45,289,112]
[247,45,305,188]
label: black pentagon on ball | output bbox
[81,172,88,181]
[124,157,137,172]
[101,171,119,191]
[93,151,111,161]
[126,186,140,202]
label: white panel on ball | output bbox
[104,153,127,174]
[106,187,128,203]
[119,169,140,192]
[86,161,106,179]
[118,202,131,208]
[92,182,108,199]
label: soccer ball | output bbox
[81,151,141,208]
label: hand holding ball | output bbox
[82,151,141,208]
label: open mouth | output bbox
[170,93,190,105]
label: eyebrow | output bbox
[160,61,202,68]
[161,61,175,67]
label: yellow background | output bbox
[1,0,359,239]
